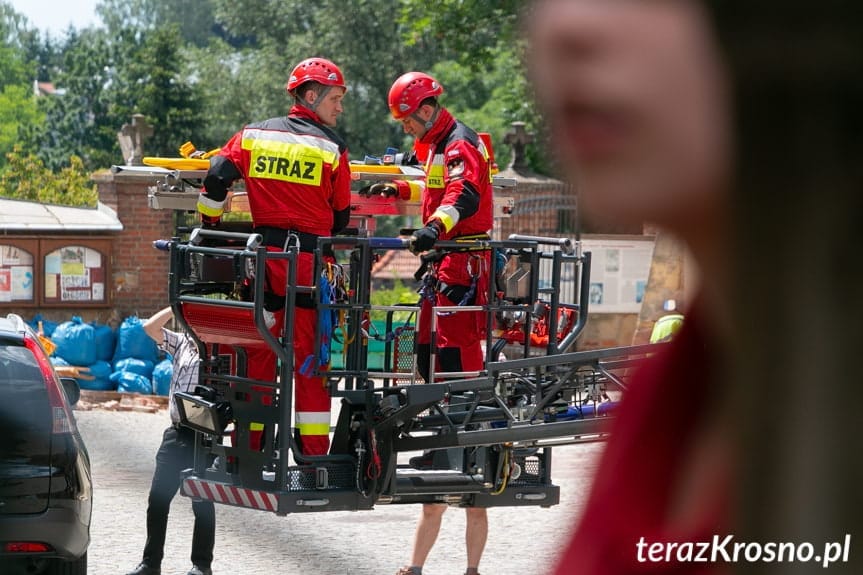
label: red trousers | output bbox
[245,250,331,456]
[416,251,490,381]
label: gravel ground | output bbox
[76,406,604,575]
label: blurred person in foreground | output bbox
[529,1,862,574]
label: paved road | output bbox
[76,407,605,575]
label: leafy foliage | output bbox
[370,277,419,323]
[0,147,97,206]
[31,29,117,170]
[398,0,527,71]
[185,39,290,147]
[97,0,220,48]
[0,0,546,209]
[0,3,46,166]
[207,0,432,154]
[0,84,43,167]
[106,24,207,157]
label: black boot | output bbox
[124,563,160,575]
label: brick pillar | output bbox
[95,171,175,321]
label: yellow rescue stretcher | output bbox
[142,155,427,180]
[137,141,514,218]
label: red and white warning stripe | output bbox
[182,478,278,512]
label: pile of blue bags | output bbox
[33,314,173,396]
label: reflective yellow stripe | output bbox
[249,422,265,431]
[296,411,330,434]
[431,205,460,233]
[241,128,340,157]
[197,195,224,217]
[241,130,337,187]
[649,314,684,343]
[427,162,445,189]
[297,422,331,436]
[407,180,423,201]
[478,139,494,181]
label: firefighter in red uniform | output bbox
[380,71,493,575]
[196,57,351,456]
[370,71,495,384]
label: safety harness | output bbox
[415,233,490,309]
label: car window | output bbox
[0,344,52,446]
[0,345,43,384]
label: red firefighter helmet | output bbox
[388,72,444,120]
[287,57,346,94]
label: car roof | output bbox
[0,314,31,343]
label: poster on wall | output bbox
[11,267,33,300]
[0,245,35,302]
[0,269,10,302]
[43,246,107,304]
[580,237,656,314]
[60,269,92,301]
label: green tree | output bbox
[97,0,220,48]
[96,0,157,32]
[0,146,97,206]
[33,24,206,170]
[396,0,547,172]
[291,1,433,154]
[429,47,548,173]
[6,0,540,175]
[0,85,43,165]
[398,0,526,72]
[107,24,206,157]
[33,29,117,170]
[186,39,289,147]
[0,6,31,88]
[0,2,47,168]
[207,0,435,155]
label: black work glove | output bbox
[401,151,420,166]
[409,220,442,254]
[358,182,400,198]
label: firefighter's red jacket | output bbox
[197,105,351,236]
[416,108,494,239]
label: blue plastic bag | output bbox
[91,323,116,362]
[52,316,96,366]
[110,370,153,395]
[29,313,58,337]
[152,358,173,396]
[113,316,158,364]
[80,360,114,391]
[113,357,155,380]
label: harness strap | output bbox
[254,226,324,254]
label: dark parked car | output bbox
[0,314,92,574]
